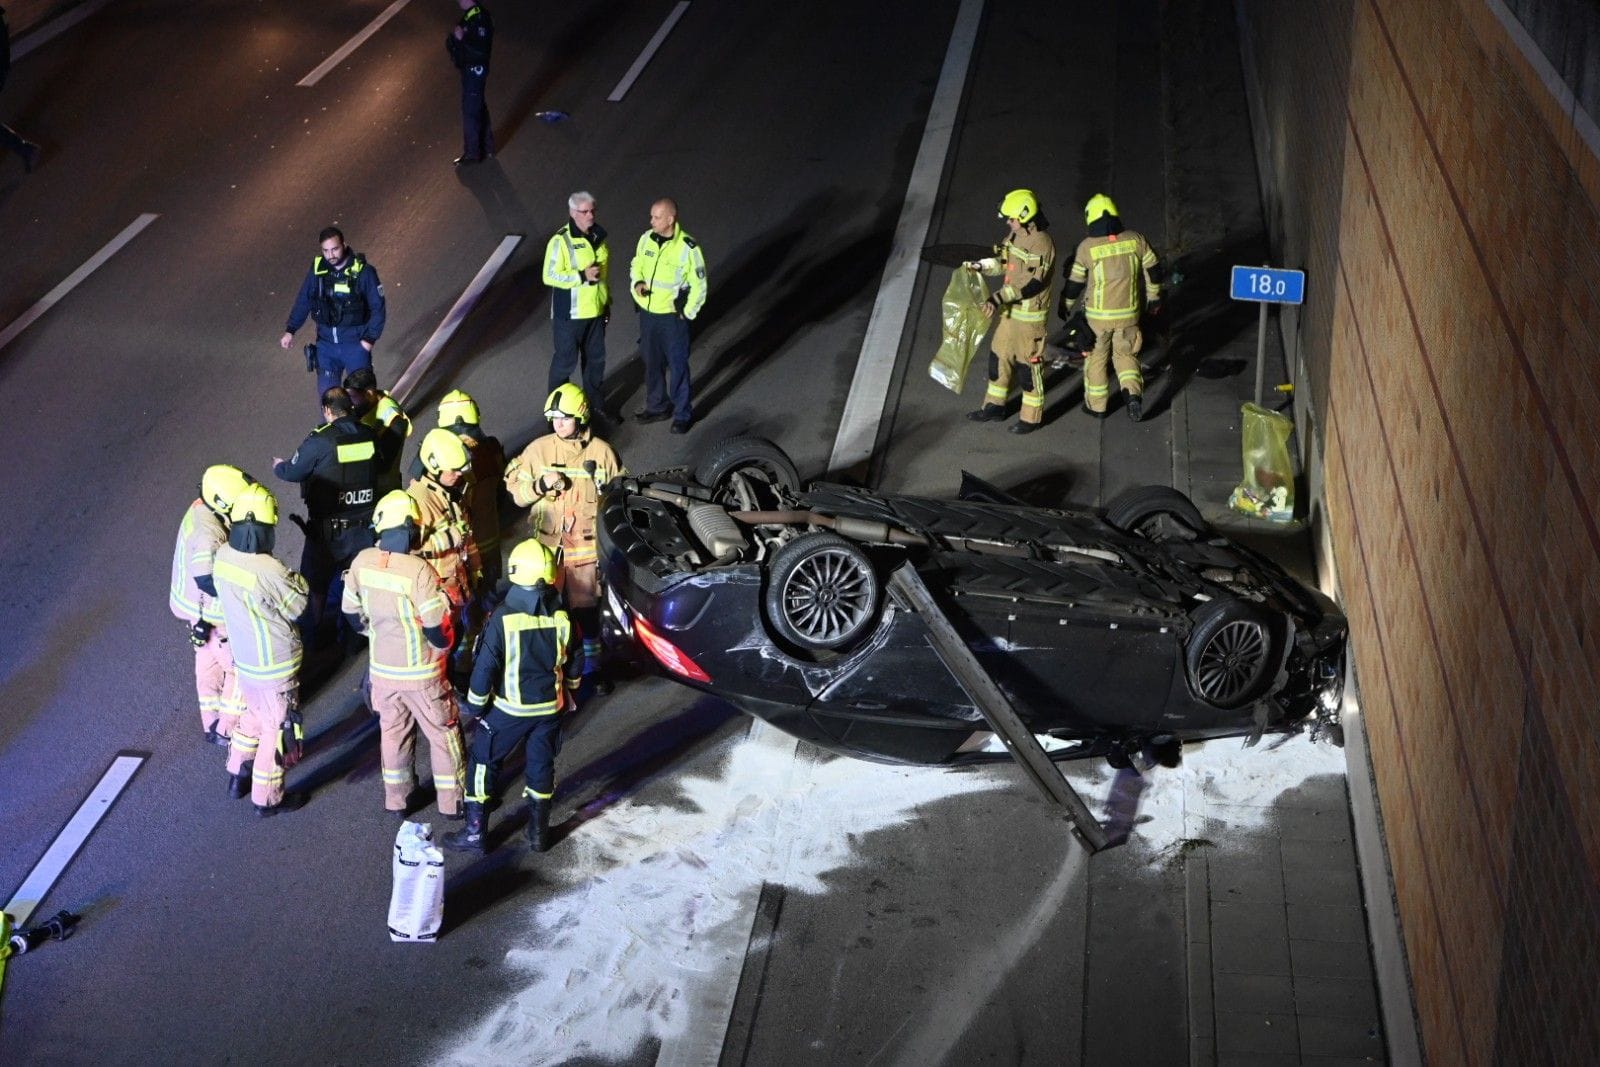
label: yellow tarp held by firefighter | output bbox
[1229,403,1295,522]
[928,268,991,393]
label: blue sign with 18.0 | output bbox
[1230,265,1305,305]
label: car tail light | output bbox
[633,615,712,683]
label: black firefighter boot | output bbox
[228,762,252,799]
[443,802,487,853]
[526,799,552,853]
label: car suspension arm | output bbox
[886,564,1111,854]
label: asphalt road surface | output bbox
[2,1,1246,1062]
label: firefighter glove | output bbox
[189,620,215,648]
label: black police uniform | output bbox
[284,253,387,401]
[273,414,390,643]
[446,4,494,162]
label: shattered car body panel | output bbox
[597,439,1347,767]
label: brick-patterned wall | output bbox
[1237,0,1600,1062]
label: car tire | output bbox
[765,533,880,652]
[1106,485,1208,542]
[1185,598,1277,708]
[693,436,802,510]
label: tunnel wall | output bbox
[1235,0,1600,1062]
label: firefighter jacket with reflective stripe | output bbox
[342,547,449,687]
[981,226,1056,323]
[1066,228,1161,329]
[629,224,706,319]
[275,415,383,524]
[285,253,386,345]
[170,499,227,626]
[407,475,479,597]
[544,222,610,320]
[504,431,623,563]
[467,584,579,715]
[213,545,308,684]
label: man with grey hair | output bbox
[543,191,614,424]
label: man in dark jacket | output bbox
[272,387,392,650]
[279,227,387,403]
[443,538,581,855]
[446,0,494,165]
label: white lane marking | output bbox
[827,0,986,477]
[3,754,144,927]
[297,0,413,88]
[0,213,159,354]
[654,3,989,1059]
[391,234,523,405]
[607,1,691,102]
[11,0,118,60]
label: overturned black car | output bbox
[596,437,1347,767]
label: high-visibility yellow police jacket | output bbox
[629,224,706,319]
[543,222,610,321]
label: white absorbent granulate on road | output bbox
[436,735,1001,1066]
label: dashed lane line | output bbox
[607,1,691,102]
[297,0,414,88]
[4,753,145,927]
[390,234,523,406]
[0,213,159,354]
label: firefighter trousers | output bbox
[982,318,1047,424]
[372,678,466,815]
[194,630,241,737]
[464,710,563,804]
[227,680,297,807]
[1084,321,1144,413]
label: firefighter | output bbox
[278,227,387,402]
[343,367,412,494]
[443,538,580,855]
[964,190,1057,434]
[170,464,255,747]
[434,389,505,590]
[503,383,623,692]
[1059,193,1164,421]
[408,428,481,672]
[212,484,310,816]
[341,491,466,819]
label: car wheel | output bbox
[1106,485,1208,542]
[765,533,880,651]
[1185,598,1277,708]
[693,435,802,511]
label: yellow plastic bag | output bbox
[929,268,991,393]
[1228,403,1295,522]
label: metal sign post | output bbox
[1229,265,1306,405]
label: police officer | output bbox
[1060,194,1164,421]
[443,539,580,855]
[446,0,494,165]
[279,227,387,402]
[629,198,706,434]
[504,383,623,692]
[544,191,613,423]
[212,485,310,816]
[343,367,412,494]
[342,491,466,819]
[964,190,1057,434]
[273,387,387,649]
[170,464,254,747]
